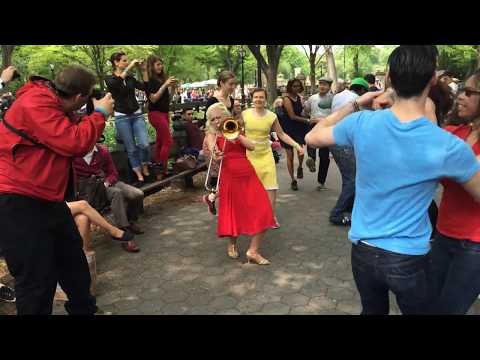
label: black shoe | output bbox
[291,180,298,191]
[306,158,316,172]
[111,230,135,243]
[330,215,351,226]
[0,284,15,303]
[297,167,304,179]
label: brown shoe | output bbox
[128,223,144,235]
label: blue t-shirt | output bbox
[333,109,480,255]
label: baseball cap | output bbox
[350,77,369,91]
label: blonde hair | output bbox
[205,102,231,134]
[272,97,283,108]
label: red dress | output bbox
[216,136,275,238]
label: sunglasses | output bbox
[458,85,480,97]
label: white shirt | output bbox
[331,89,359,113]
[304,93,333,119]
[83,146,98,165]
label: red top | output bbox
[72,145,119,186]
[0,80,106,202]
[437,125,480,241]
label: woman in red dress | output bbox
[205,103,275,265]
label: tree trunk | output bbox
[477,45,480,69]
[266,67,278,105]
[1,45,15,69]
[353,48,359,77]
[247,45,284,105]
[325,46,337,83]
[309,55,316,95]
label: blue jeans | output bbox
[329,145,356,222]
[429,233,480,314]
[351,242,429,315]
[114,113,150,170]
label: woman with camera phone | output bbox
[105,52,150,184]
[205,103,275,265]
[144,55,176,180]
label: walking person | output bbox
[278,79,310,191]
[304,76,334,191]
[429,69,480,314]
[243,88,304,228]
[306,45,480,315]
[205,103,275,265]
[328,77,369,226]
[105,51,151,184]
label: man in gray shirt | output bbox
[304,76,333,191]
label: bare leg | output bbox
[297,151,305,169]
[133,167,144,182]
[246,230,270,264]
[285,148,295,181]
[74,214,92,252]
[67,201,123,238]
[247,231,266,254]
[227,237,239,259]
[267,190,277,210]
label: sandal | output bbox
[122,241,141,253]
[246,251,271,265]
[227,243,239,259]
[111,230,135,243]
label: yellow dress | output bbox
[243,108,278,190]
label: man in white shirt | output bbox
[304,77,333,190]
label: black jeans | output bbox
[351,242,429,315]
[429,233,480,315]
[329,145,355,222]
[307,146,330,185]
[0,194,97,315]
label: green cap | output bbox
[350,77,369,91]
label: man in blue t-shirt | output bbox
[306,45,480,315]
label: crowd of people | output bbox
[0,45,479,315]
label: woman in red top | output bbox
[430,69,480,314]
[205,103,275,265]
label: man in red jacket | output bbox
[0,65,114,315]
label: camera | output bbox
[11,70,20,81]
[85,88,106,115]
[0,93,15,114]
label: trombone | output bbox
[204,117,241,192]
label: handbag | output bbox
[173,154,197,173]
[76,175,110,213]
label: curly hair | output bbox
[286,79,304,94]
[205,102,231,133]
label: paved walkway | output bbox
[48,152,479,315]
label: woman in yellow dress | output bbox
[242,88,304,228]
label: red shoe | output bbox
[272,217,280,229]
[203,194,217,215]
[122,241,140,253]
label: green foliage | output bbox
[438,45,478,78]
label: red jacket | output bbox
[73,145,119,186]
[0,79,106,202]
